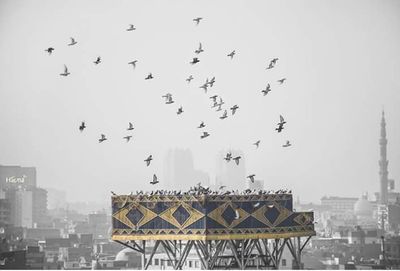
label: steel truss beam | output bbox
[115,236,313,270]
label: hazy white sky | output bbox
[1,0,399,203]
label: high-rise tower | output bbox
[379,111,389,204]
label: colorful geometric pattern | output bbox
[111,194,315,241]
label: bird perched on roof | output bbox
[145,73,153,80]
[224,152,232,162]
[198,121,205,128]
[227,50,236,59]
[253,202,260,208]
[177,106,183,115]
[128,60,137,69]
[150,174,159,185]
[193,17,203,25]
[79,122,86,132]
[261,84,271,96]
[220,110,228,120]
[219,185,226,190]
[232,156,241,165]
[123,135,132,142]
[247,174,256,183]
[230,105,239,115]
[99,134,107,143]
[68,37,77,46]
[186,75,194,83]
[234,209,240,219]
[127,24,136,31]
[144,155,153,166]
[127,122,134,131]
[190,57,200,65]
[60,65,70,76]
[277,78,287,84]
[282,140,292,147]
[94,57,101,65]
[195,43,204,54]
[200,132,210,139]
[254,140,261,148]
[45,47,54,55]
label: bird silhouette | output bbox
[193,17,203,25]
[165,96,174,104]
[208,77,216,87]
[45,47,54,55]
[127,122,134,131]
[144,155,153,166]
[216,104,223,112]
[79,122,86,132]
[200,131,210,139]
[209,95,218,102]
[127,24,136,31]
[190,57,200,65]
[227,50,236,59]
[232,156,241,165]
[177,106,183,115]
[230,105,239,115]
[123,135,132,142]
[195,43,204,54]
[186,75,194,83]
[275,124,284,133]
[220,110,228,120]
[60,65,70,76]
[254,140,260,148]
[68,37,77,46]
[266,62,275,70]
[277,78,287,84]
[200,82,208,93]
[93,57,101,65]
[99,134,107,143]
[128,60,137,69]
[247,174,256,183]
[111,191,117,196]
[150,174,159,185]
[145,73,153,80]
[261,84,271,95]
[224,152,232,162]
[278,115,286,126]
[282,140,292,147]
[198,121,205,128]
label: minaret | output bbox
[379,111,389,204]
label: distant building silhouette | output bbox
[163,148,209,190]
[379,111,389,204]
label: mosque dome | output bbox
[354,194,373,217]
[115,248,137,262]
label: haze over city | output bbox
[1,0,400,204]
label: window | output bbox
[195,261,199,268]
[282,259,286,266]
[155,259,159,266]
[189,261,192,268]
[167,261,172,266]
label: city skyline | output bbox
[1,0,400,204]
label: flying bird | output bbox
[198,121,205,128]
[94,57,101,65]
[123,135,132,142]
[195,43,204,54]
[193,17,203,25]
[60,65,70,76]
[99,134,107,143]
[186,75,194,83]
[253,140,260,148]
[45,47,54,55]
[220,110,228,120]
[68,37,77,46]
[247,174,256,183]
[209,95,218,102]
[111,191,117,196]
[200,132,210,139]
[165,96,174,104]
[230,105,239,115]
[177,106,183,115]
[261,84,271,96]
[227,50,236,59]
[224,152,232,162]
[277,78,287,84]
[282,140,292,147]
[208,77,216,87]
[150,174,159,185]
[200,82,208,93]
[266,58,279,69]
[190,57,200,65]
[275,124,284,133]
[127,122,134,131]
[79,122,86,132]
[144,155,153,166]
[145,73,153,80]
[232,156,241,165]
[278,115,286,126]
[127,24,136,31]
[128,60,137,69]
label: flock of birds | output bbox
[47,17,292,190]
